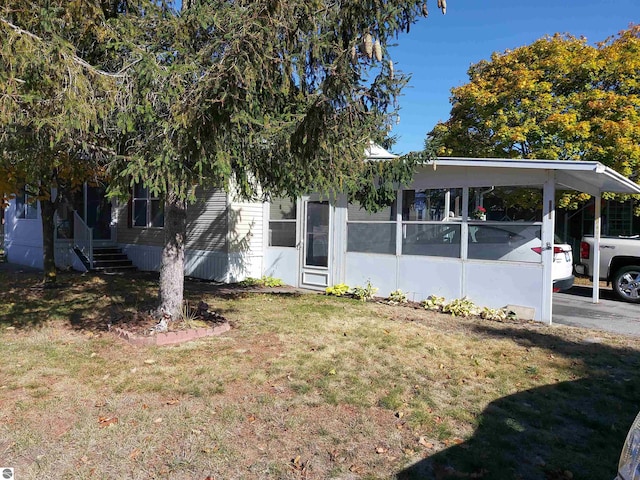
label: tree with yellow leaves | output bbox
[428,26,640,209]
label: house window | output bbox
[16,189,38,219]
[132,184,164,228]
[269,197,297,247]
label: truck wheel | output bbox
[613,266,640,303]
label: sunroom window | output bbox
[269,197,297,247]
[347,200,396,254]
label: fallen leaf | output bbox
[201,445,219,454]
[247,414,256,423]
[98,416,118,428]
[328,369,336,375]
[290,455,307,472]
[418,437,434,449]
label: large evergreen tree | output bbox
[108,0,440,321]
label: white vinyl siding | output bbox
[186,188,228,251]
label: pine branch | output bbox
[0,17,137,78]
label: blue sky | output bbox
[388,0,640,155]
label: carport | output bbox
[411,157,640,323]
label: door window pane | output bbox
[305,201,329,267]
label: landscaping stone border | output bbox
[113,322,231,346]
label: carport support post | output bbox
[541,171,556,324]
[592,196,602,303]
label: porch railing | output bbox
[73,211,93,269]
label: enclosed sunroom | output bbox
[263,156,640,323]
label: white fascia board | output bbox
[432,157,604,172]
[602,168,640,194]
[428,157,640,194]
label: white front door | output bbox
[300,198,331,289]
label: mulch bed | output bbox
[110,301,231,346]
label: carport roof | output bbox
[425,157,640,195]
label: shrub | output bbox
[387,289,408,304]
[239,276,284,288]
[422,295,446,311]
[351,281,378,302]
[325,283,350,297]
[480,307,517,321]
[442,297,479,317]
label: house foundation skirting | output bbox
[120,244,262,282]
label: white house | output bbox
[4,151,640,323]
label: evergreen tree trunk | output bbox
[158,187,187,320]
[40,197,57,286]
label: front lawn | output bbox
[1,269,638,479]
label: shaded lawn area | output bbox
[0,268,639,479]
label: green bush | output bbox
[422,295,446,311]
[239,276,284,288]
[351,281,378,302]
[387,289,408,304]
[442,297,479,317]
[325,283,350,297]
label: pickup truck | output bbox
[575,235,640,303]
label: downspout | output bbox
[478,186,494,208]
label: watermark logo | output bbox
[1,468,14,479]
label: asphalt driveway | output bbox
[553,285,640,336]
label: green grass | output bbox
[1,269,639,479]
